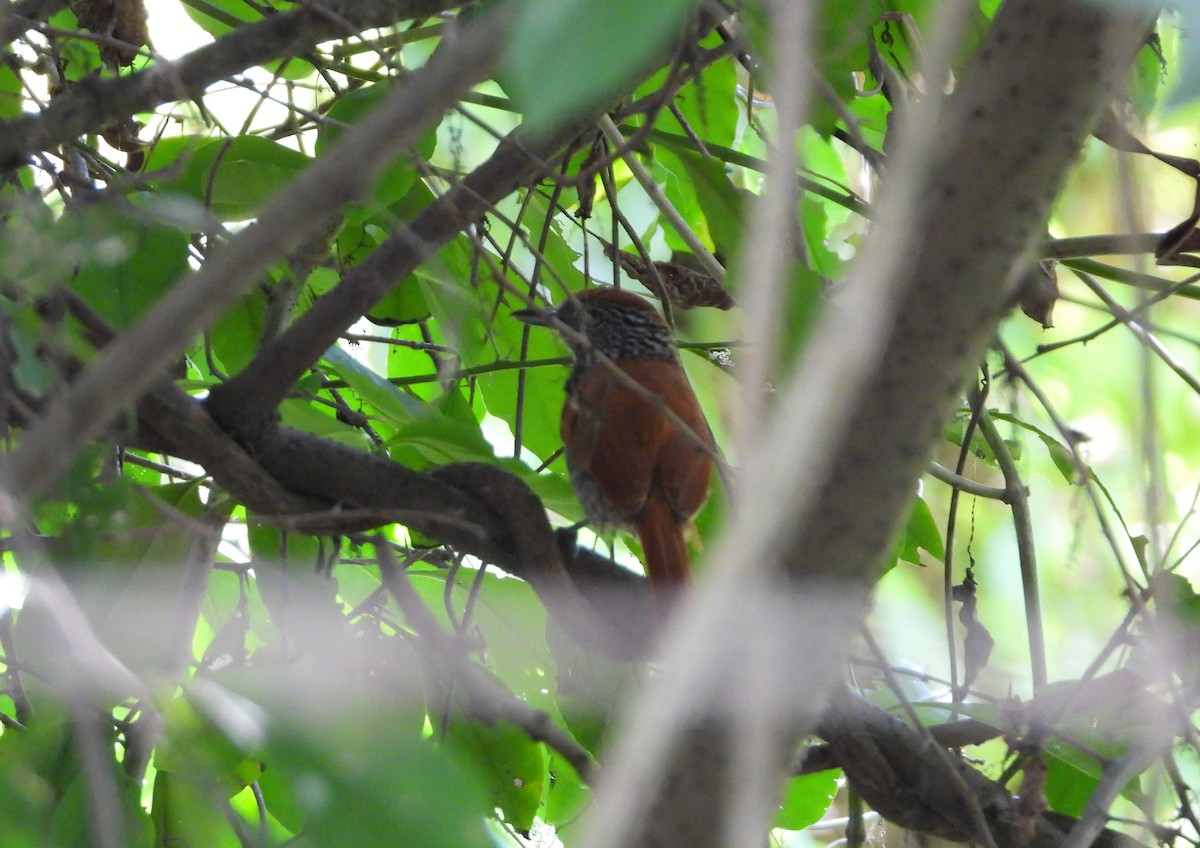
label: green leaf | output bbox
[943,414,1005,467]
[178,136,311,222]
[1151,572,1200,628]
[209,289,266,374]
[413,237,488,366]
[385,390,496,468]
[248,527,346,656]
[412,569,559,711]
[1130,35,1165,120]
[0,298,55,394]
[25,480,215,682]
[446,719,547,832]
[895,495,945,565]
[143,135,207,178]
[0,711,72,838]
[317,84,439,222]
[987,411,1077,482]
[0,62,21,120]
[152,770,256,848]
[255,762,306,834]
[53,772,153,848]
[477,338,568,469]
[367,279,431,325]
[547,623,640,755]
[1043,743,1101,818]
[542,750,590,825]
[156,691,264,798]
[322,344,427,426]
[48,9,102,82]
[388,180,488,365]
[69,199,191,329]
[658,146,747,258]
[182,0,260,34]
[650,147,712,256]
[264,716,491,848]
[277,397,375,449]
[503,0,697,135]
[779,264,825,367]
[775,769,839,830]
[664,44,739,148]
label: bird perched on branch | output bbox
[514,287,715,606]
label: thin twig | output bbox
[976,409,1047,689]
[375,539,598,782]
[927,461,1007,500]
[595,114,726,282]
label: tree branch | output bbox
[580,3,1158,847]
[3,8,508,502]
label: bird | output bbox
[513,286,715,602]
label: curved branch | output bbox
[817,689,1150,848]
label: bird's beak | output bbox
[512,305,557,327]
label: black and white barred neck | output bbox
[554,288,679,366]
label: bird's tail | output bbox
[637,500,693,606]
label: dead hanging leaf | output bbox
[1017,260,1058,329]
[952,568,994,699]
[575,134,603,221]
[102,115,148,170]
[602,243,735,310]
[74,0,150,68]
[1094,106,1200,176]
[1093,105,1200,268]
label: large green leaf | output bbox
[542,749,591,826]
[322,344,427,427]
[477,331,569,468]
[21,480,213,686]
[182,0,315,77]
[263,715,491,848]
[446,717,548,832]
[503,0,699,135]
[277,396,376,449]
[177,136,312,222]
[987,411,1077,482]
[385,389,496,469]
[209,288,266,375]
[660,146,747,258]
[317,84,439,222]
[69,198,191,329]
[248,526,347,658]
[648,37,739,149]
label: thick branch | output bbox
[583,4,1158,848]
[817,690,1149,848]
[127,385,656,656]
[204,120,575,439]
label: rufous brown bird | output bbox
[514,287,715,600]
